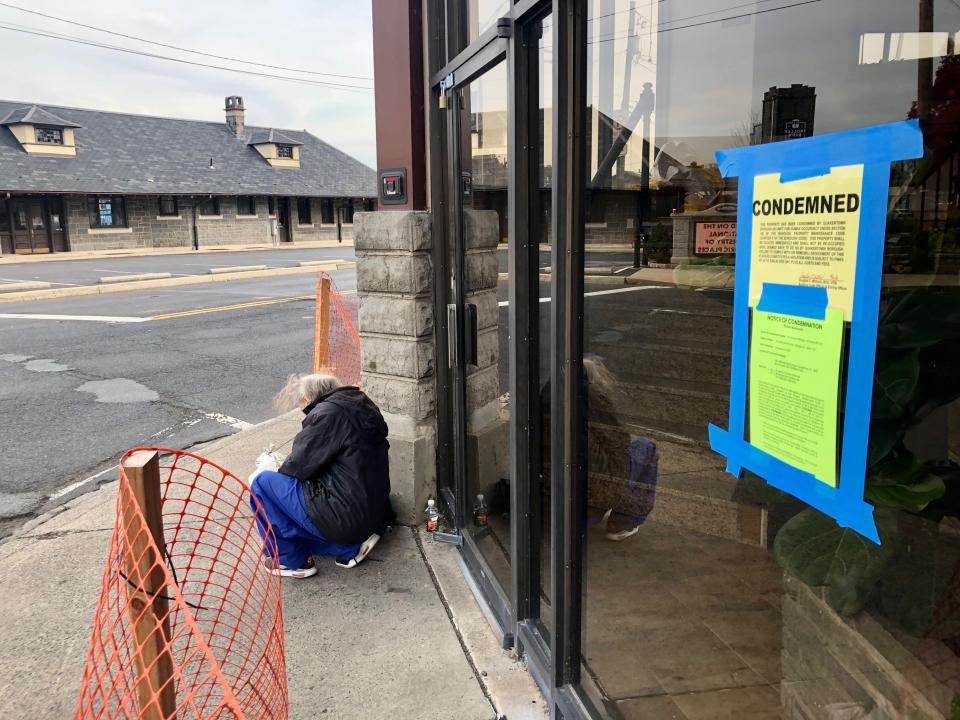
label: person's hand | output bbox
[248,450,283,485]
[255,450,282,473]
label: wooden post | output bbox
[120,450,177,720]
[313,274,332,372]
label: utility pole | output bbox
[917,0,934,122]
[616,2,638,183]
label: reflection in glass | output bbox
[460,0,511,50]
[462,61,513,595]
[577,1,960,718]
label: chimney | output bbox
[225,95,245,137]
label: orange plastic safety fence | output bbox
[312,271,361,386]
[76,448,288,720]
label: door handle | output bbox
[447,303,479,368]
[464,303,478,367]
[447,304,458,368]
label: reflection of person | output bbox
[250,373,391,578]
[540,355,659,539]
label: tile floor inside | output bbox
[581,519,783,719]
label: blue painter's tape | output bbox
[756,283,827,320]
[709,119,925,545]
[716,119,923,181]
[778,165,832,183]
[709,425,880,543]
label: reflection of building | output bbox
[752,84,817,144]
[0,96,375,255]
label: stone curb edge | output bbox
[7,411,302,543]
[0,241,355,266]
[0,262,356,303]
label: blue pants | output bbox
[250,470,363,569]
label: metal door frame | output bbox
[427,2,600,717]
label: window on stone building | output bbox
[342,200,355,224]
[158,196,178,217]
[277,144,294,159]
[35,127,64,145]
[320,199,334,224]
[197,197,220,216]
[297,197,312,225]
[267,197,276,216]
[87,196,127,228]
[236,196,256,216]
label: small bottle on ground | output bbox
[473,494,488,528]
[425,498,439,539]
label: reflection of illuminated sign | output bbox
[695,222,736,254]
[784,119,808,139]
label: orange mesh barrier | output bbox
[312,272,361,386]
[76,448,287,720]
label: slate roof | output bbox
[0,105,82,128]
[0,100,375,197]
[247,128,302,146]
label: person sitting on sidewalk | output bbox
[249,372,391,578]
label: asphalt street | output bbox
[0,246,356,287]
[0,269,354,533]
[496,247,637,275]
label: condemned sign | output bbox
[695,222,736,254]
[749,165,863,320]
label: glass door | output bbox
[432,0,555,676]
[444,60,517,622]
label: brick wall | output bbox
[64,195,369,251]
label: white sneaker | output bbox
[265,558,317,578]
[335,533,381,569]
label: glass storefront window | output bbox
[453,0,512,53]
[459,61,514,596]
[576,1,960,718]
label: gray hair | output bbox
[274,372,341,412]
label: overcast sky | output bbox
[0,0,376,166]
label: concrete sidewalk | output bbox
[0,413,545,719]
[0,239,354,265]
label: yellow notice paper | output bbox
[750,165,863,320]
[749,308,844,487]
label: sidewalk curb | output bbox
[8,411,302,544]
[0,261,356,303]
[0,240,355,265]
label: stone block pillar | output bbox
[355,210,436,525]
[463,210,510,496]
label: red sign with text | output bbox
[695,222,736,254]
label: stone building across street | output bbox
[0,95,375,254]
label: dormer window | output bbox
[35,127,64,145]
[0,105,80,156]
[247,128,302,168]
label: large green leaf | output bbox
[773,507,897,616]
[865,450,946,512]
[866,477,945,513]
[872,350,920,419]
[866,421,906,468]
[877,288,960,349]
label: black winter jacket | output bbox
[279,387,391,545]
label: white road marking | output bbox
[93,268,137,274]
[497,285,668,307]
[202,412,253,430]
[0,313,149,323]
[47,465,117,502]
